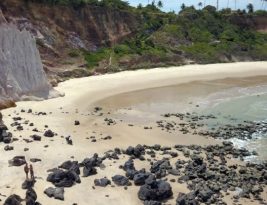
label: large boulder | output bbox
[138,176,173,201]
[4,194,22,205]
[47,169,80,188]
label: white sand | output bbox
[1,62,267,205]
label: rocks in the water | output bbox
[44,130,54,138]
[94,178,111,187]
[112,175,131,186]
[4,194,22,205]
[138,176,173,201]
[8,156,26,166]
[44,187,64,201]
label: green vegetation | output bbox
[26,0,267,70]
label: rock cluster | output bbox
[45,143,267,204]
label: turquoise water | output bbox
[198,86,267,161]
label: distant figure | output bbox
[24,163,29,180]
[29,164,34,180]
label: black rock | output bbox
[138,179,173,201]
[44,187,64,201]
[25,188,37,205]
[74,121,80,126]
[8,156,26,166]
[112,175,131,186]
[30,135,41,141]
[4,194,22,205]
[144,201,162,205]
[30,158,42,163]
[22,179,35,190]
[134,173,150,186]
[94,178,111,187]
[176,192,199,205]
[4,145,14,151]
[47,169,80,187]
[44,130,54,138]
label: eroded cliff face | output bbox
[0,9,51,109]
[0,0,140,65]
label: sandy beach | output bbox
[1,62,267,205]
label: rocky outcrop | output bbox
[0,0,140,64]
[0,8,52,108]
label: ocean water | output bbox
[98,76,267,161]
[197,85,267,162]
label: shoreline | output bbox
[0,61,267,205]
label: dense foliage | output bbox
[26,0,267,69]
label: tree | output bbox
[157,0,163,8]
[198,2,203,9]
[247,3,254,13]
[181,3,186,10]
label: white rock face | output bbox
[0,10,51,104]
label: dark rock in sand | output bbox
[8,156,26,166]
[112,175,131,186]
[30,135,41,141]
[4,145,14,151]
[4,194,22,205]
[81,154,102,177]
[44,187,64,201]
[125,144,145,158]
[65,136,73,145]
[47,169,80,187]
[25,188,37,205]
[138,176,173,201]
[44,130,54,138]
[133,173,151,186]
[59,161,80,175]
[176,192,199,205]
[22,179,35,190]
[74,121,80,126]
[144,201,162,205]
[94,178,111,187]
[30,158,42,163]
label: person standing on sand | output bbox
[24,163,29,180]
[29,164,34,180]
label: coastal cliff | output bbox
[0,9,51,109]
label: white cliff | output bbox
[0,9,52,108]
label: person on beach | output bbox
[24,163,29,180]
[29,164,34,180]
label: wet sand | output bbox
[1,62,267,205]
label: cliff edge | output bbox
[0,9,53,109]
